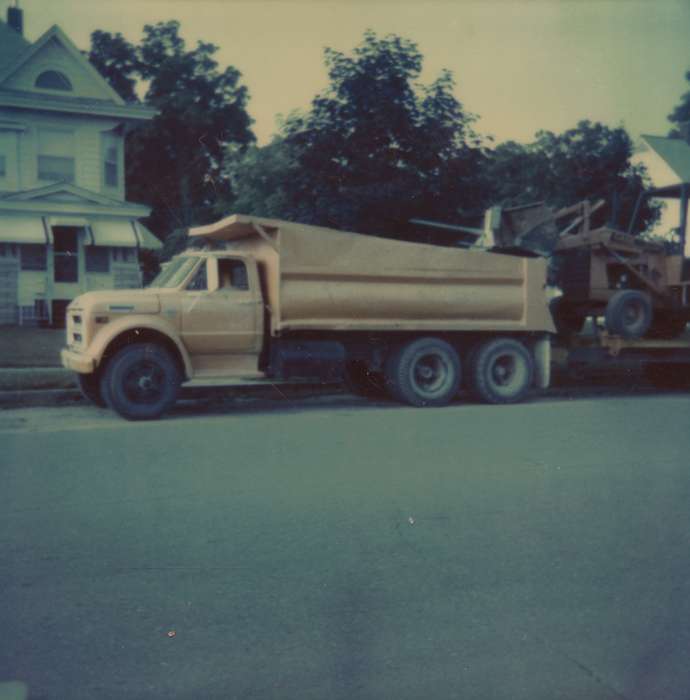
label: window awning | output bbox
[89,219,138,247]
[133,221,162,250]
[0,215,48,243]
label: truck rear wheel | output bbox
[468,338,534,404]
[101,343,181,420]
[77,372,106,408]
[384,337,460,407]
[605,290,653,338]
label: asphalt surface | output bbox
[2,392,690,700]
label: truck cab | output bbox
[61,250,267,419]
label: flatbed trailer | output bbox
[556,323,690,387]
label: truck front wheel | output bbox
[385,337,461,407]
[101,343,181,420]
[468,338,534,404]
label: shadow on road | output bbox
[163,369,690,422]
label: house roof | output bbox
[641,135,690,184]
[0,182,152,220]
[0,87,155,121]
[0,22,155,122]
[0,19,30,69]
[0,24,125,104]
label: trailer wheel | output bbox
[468,338,534,404]
[385,337,460,407]
[646,312,687,339]
[77,372,106,408]
[605,290,653,338]
[101,343,181,420]
[343,361,387,399]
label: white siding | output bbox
[0,128,20,190]
[85,272,115,291]
[4,37,116,101]
[0,111,123,195]
[17,269,47,307]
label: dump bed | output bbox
[190,214,555,335]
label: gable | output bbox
[1,182,123,207]
[2,35,117,102]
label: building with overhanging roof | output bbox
[0,5,161,326]
[637,130,690,255]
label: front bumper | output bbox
[61,348,96,374]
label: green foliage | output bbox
[222,138,301,219]
[667,68,690,137]
[88,30,140,103]
[223,31,487,236]
[88,21,255,256]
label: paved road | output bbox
[2,392,690,700]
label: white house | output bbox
[0,6,161,326]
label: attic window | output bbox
[35,70,73,91]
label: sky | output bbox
[5,0,690,148]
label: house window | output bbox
[104,146,118,187]
[102,132,119,189]
[113,247,136,263]
[218,259,249,290]
[35,70,72,91]
[0,243,18,257]
[86,247,110,273]
[20,244,47,271]
[38,128,75,183]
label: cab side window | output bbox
[187,261,208,291]
[218,259,249,291]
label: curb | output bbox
[0,368,74,391]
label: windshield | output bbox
[148,256,200,288]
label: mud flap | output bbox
[533,336,551,389]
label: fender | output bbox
[90,315,193,378]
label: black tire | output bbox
[550,298,586,337]
[77,372,106,408]
[468,338,534,404]
[384,337,461,407]
[101,343,181,420]
[605,290,653,338]
[343,361,388,399]
[645,312,687,339]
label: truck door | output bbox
[180,257,263,355]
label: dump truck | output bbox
[61,215,555,420]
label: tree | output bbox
[88,30,140,103]
[667,68,690,137]
[89,21,255,243]
[224,31,487,237]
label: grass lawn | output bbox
[0,326,65,367]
